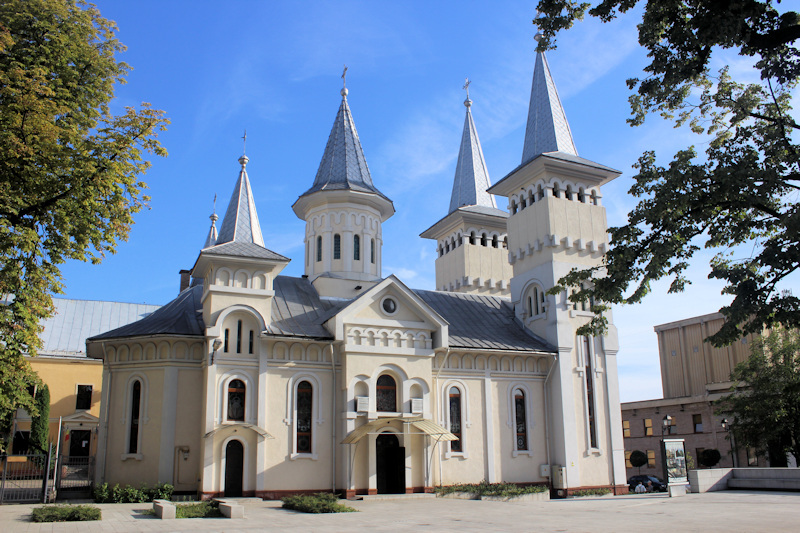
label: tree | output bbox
[717,327,800,464]
[536,1,800,346]
[698,448,721,468]
[0,0,167,423]
[29,384,50,454]
[629,449,647,474]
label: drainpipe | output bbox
[433,348,451,488]
[100,342,112,484]
[328,342,336,494]
[543,355,556,477]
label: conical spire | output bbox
[521,34,578,165]
[449,88,496,213]
[203,201,219,249]
[215,154,265,247]
[301,86,388,199]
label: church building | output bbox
[87,31,627,499]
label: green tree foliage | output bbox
[0,0,168,423]
[629,449,647,474]
[698,448,721,468]
[29,383,49,453]
[536,1,800,346]
[718,327,800,464]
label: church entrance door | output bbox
[376,433,404,494]
[224,440,243,497]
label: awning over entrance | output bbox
[341,417,458,444]
[203,423,274,440]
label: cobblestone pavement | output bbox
[1,491,799,532]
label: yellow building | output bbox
[88,29,628,499]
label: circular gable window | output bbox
[381,297,398,316]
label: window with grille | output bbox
[227,379,245,421]
[449,387,462,453]
[376,375,397,412]
[296,381,312,453]
[514,388,528,451]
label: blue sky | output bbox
[56,1,795,403]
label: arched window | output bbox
[527,285,545,317]
[481,233,487,247]
[249,330,254,354]
[529,190,535,205]
[224,329,230,353]
[566,185,573,200]
[469,232,476,245]
[491,235,498,248]
[445,242,450,253]
[128,380,141,453]
[591,190,598,205]
[376,375,397,412]
[296,381,313,453]
[438,246,443,257]
[449,387,462,453]
[333,234,341,260]
[537,184,544,201]
[578,189,586,203]
[584,337,598,449]
[503,236,508,249]
[520,196,526,209]
[227,379,245,421]
[553,184,561,198]
[511,199,517,214]
[354,235,360,260]
[236,320,242,354]
[371,239,376,263]
[316,236,322,262]
[514,388,528,451]
[451,237,456,250]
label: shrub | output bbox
[571,488,611,497]
[699,449,722,468]
[31,505,101,522]
[93,482,175,503]
[435,480,547,498]
[175,501,222,519]
[281,492,356,513]
[629,450,648,473]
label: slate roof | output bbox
[216,155,266,247]
[89,284,204,341]
[522,51,578,165]
[414,289,554,353]
[449,99,497,214]
[39,298,161,357]
[202,241,289,262]
[265,276,342,339]
[300,90,390,201]
[458,204,508,218]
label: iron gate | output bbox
[0,452,55,504]
[56,455,94,499]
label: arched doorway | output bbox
[224,440,244,497]
[376,433,404,494]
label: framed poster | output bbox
[662,439,688,484]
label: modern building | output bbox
[87,28,629,499]
[621,313,767,480]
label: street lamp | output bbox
[721,418,737,467]
[661,415,673,438]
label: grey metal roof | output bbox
[457,204,509,218]
[300,91,390,201]
[449,100,497,213]
[266,276,342,339]
[202,241,289,262]
[89,284,205,341]
[522,52,577,165]
[216,155,266,247]
[39,298,161,357]
[414,289,554,353]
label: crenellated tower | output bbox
[292,84,394,298]
[487,32,627,493]
[421,86,511,296]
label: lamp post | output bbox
[661,415,672,438]
[721,418,737,467]
[661,415,672,485]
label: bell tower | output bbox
[421,83,511,296]
[292,81,394,299]
[487,32,627,493]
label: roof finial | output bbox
[341,64,349,97]
[238,131,249,168]
[463,77,472,107]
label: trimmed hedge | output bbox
[282,493,356,513]
[176,501,223,519]
[32,505,101,522]
[571,488,612,497]
[436,480,547,498]
[93,482,174,503]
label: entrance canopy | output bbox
[203,423,274,441]
[341,417,458,444]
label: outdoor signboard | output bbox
[661,438,688,485]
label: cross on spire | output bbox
[463,77,471,99]
[342,65,348,89]
[242,129,247,155]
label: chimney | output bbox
[179,269,191,293]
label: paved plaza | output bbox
[1,491,799,532]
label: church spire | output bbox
[215,153,265,247]
[521,32,578,165]
[449,80,496,213]
[300,80,389,200]
[203,195,219,249]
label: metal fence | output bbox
[0,452,55,504]
[56,455,94,499]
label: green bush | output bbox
[31,505,101,522]
[435,480,547,498]
[93,482,174,503]
[571,488,612,497]
[175,501,222,519]
[281,492,356,513]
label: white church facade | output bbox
[87,33,627,499]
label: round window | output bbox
[381,297,397,315]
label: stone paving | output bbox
[1,491,799,532]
